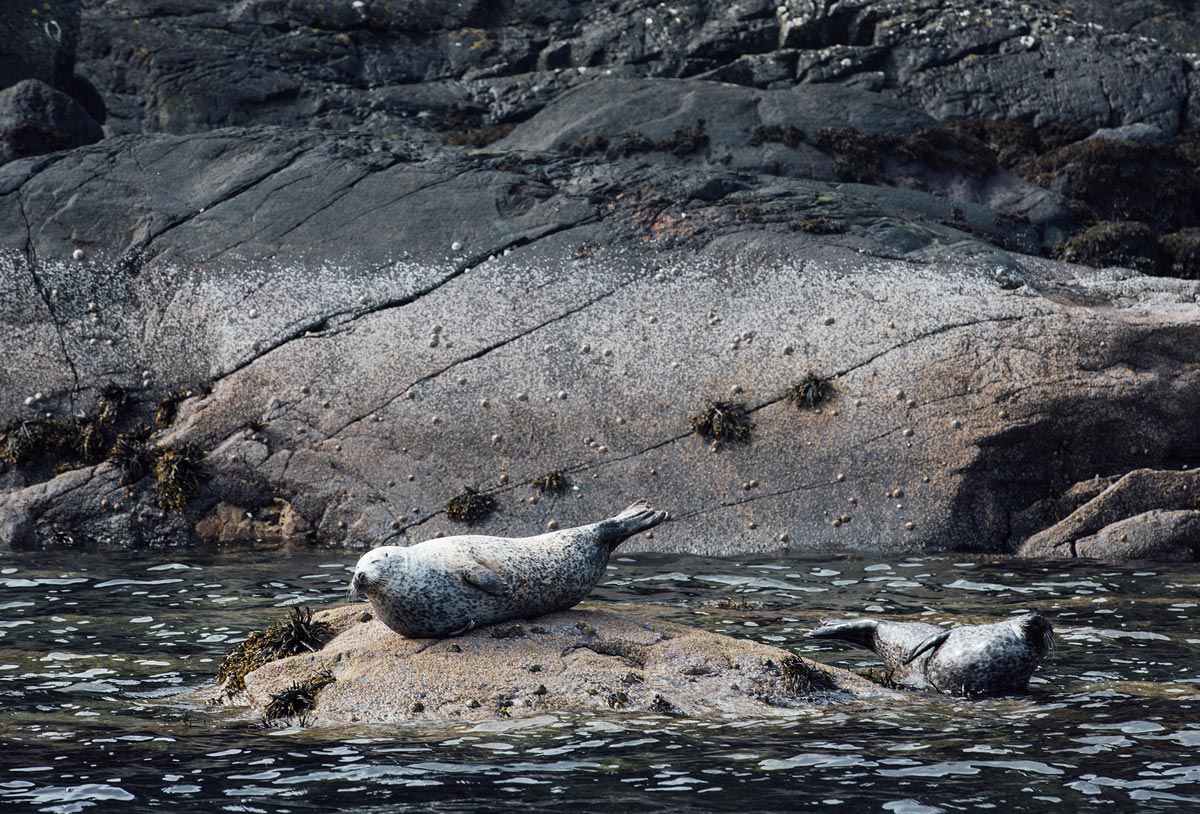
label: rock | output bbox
[0,79,103,163]
[0,1,80,91]
[5,0,1200,560]
[209,604,893,725]
[73,0,1197,138]
[1075,510,1200,561]
[1018,469,1200,559]
[1085,123,1170,144]
[194,499,312,545]
[2,125,1200,557]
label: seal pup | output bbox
[349,500,667,638]
[806,613,1053,696]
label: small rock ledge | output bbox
[205,604,894,726]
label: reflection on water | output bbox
[0,548,1197,813]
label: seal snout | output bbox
[348,569,372,601]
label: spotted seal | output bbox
[349,500,667,637]
[806,613,1053,696]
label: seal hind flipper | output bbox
[805,618,881,651]
[593,500,668,550]
[460,560,510,597]
[903,629,951,665]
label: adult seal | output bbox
[806,613,1054,696]
[349,500,668,638]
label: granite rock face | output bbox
[2,0,1199,560]
[207,604,893,725]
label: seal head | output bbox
[349,500,667,638]
[806,613,1053,696]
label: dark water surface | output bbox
[1,548,1197,813]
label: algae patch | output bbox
[262,670,335,723]
[446,487,496,523]
[783,373,833,410]
[690,400,754,442]
[216,606,333,696]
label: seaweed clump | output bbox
[793,217,844,235]
[152,442,206,513]
[262,670,335,722]
[1014,137,1200,229]
[108,424,156,485]
[155,391,187,427]
[811,124,996,183]
[751,124,805,148]
[604,120,709,159]
[612,130,656,158]
[1057,221,1160,275]
[690,400,754,442]
[441,122,517,148]
[567,134,610,156]
[532,469,569,494]
[1158,228,1200,279]
[445,487,496,524]
[216,606,333,696]
[1,384,134,470]
[780,655,837,696]
[783,373,833,410]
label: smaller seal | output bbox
[806,613,1053,696]
[349,500,667,638]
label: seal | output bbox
[806,613,1053,696]
[348,500,668,638]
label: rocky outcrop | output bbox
[1,110,1199,556]
[0,79,103,163]
[205,604,893,725]
[1017,469,1200,560]
[2,0,1200,559]
[1,2,104,165]
[75,0,1199,137]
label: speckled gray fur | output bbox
[349,501,667,638]
[807,614,1054,697]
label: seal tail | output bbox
[805,618,881,651]
[593,500,668,551]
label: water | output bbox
[1,548,1197,813]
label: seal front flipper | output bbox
[459,559,511,597]
[903,629,951,665]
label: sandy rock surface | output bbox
[207,604,894,726]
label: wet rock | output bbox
[1018,469,1200,560]
[207,604,893,725]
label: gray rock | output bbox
[1017,469,1200,559]
[201,604,895,725]
[0,79,103,163]
[2,127,1199,557]
[72,0,1199,139]
[1085,123,1170,143]
[0,0,79,91]
[1075,509,1200,561]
